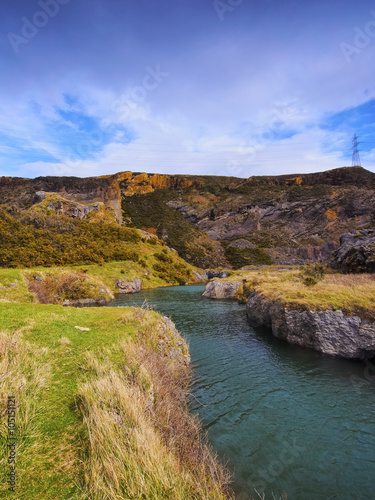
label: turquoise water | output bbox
[108,285,375,500]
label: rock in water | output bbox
[202,280,241,299]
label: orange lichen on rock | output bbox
[325,209,338,221]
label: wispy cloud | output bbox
[0,0,374,178]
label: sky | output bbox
[1,0,375,179]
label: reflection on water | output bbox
[108,285,375,500]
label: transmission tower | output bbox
[351,134,361,167]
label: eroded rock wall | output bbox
[246,291,375,359]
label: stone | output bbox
[64,298,108,307]
[116,278,142,294]
[34,276,43,282]
[202,280,241,299]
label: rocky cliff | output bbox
[246,291,375,360]
[2,166,375,268]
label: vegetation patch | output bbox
[231,269,375,321]
[223,245,273,269]
[121,190,228,268]
[24,270,114,305]
[0,205,146,268]
[0,303,232,499]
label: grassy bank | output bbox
[0,303,232,499]
[232,268,375,321]
[0,253,199,305]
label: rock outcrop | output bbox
[116,278,142,293]
[3,166,375,267]
[246,291,375,359]
[330,229,375,273]
[157,316,190,366]
[63,298,110,307]
[202,280,241,299]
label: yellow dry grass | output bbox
[236,270,375,321]
[76,342,232,500]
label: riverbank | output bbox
[0,253,201,306]
[204,269,375,359]
[0,301,232,499]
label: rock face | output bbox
[246,291,375,359]
[116,278,142,294]
[157,316,190,366]
[63,298,111,307]
[330,229,375,273]
[202,280,241,299]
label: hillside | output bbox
[1,166,375,268]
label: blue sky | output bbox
[1,0,375,179]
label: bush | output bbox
[300,263,325,286]
[24,271,112,304]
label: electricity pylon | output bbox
[351,134,361,167]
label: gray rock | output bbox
[116,278,142,294]
[202,270,229,280]
[203,280,241,299]
[246,291,375,359]
[34,276,43,282]
[330,229,375,273]
[157,316,190,365]
[228,239,256,249]
[10,283,16,287]
[63,298,108,307]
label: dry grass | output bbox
[23,270,114,305]
[236,270,375,321]
[76,338,232,500]
[0,330,51,494]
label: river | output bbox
[107,285,375,500]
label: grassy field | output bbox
[233,268,375,321]
[0,302,231,499]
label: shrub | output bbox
[300,263,325,286]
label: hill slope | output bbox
[2,166,375,267]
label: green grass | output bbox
[121,189,228,268]
[0,250,198,305]
[0,303,135,499]
[0,303,231,499]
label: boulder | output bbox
[202,280,241,299]
[330,229,375,273]
[116,278,142,293]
